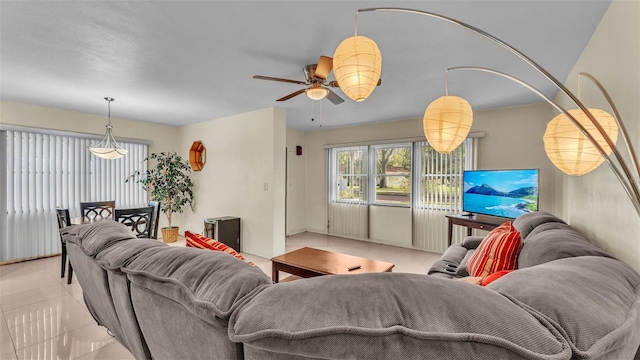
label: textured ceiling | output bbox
[0,1,611,131]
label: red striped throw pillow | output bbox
[467,221,522,278]
[185,231,254,266]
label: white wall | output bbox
[178,107,286,259]
[555,0,640,271]
[369,206,412,247]
[473,102,562,214]
[285,128,307,235]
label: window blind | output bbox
[1,130,147,262]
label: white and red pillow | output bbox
[467,221,522,278]
[184,230,254,266]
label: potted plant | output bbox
[127,151,194,243]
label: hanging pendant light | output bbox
[543,108,618,175]
[89,97,128,159]
[333,35,382,102]
[423,96,473,153]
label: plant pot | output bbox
[161,227,179,243]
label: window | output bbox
[1,129,148,262]
[372,144,411,205]
[331,146,367,203]
[329,139,472,208]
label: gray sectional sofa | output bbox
[61,211,640,360]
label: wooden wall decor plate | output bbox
[189,140,206,171]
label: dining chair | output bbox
[148,201,161,239]
[80,200,116,221]
[56,208,74,284]
[115,206,155,238]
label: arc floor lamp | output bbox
[332,7,640,217]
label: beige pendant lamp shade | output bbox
[543,108,618,176]
[423,96,473,153]
[333,35,382,102]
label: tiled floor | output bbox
[0,232,440,359]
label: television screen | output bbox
[463,169,539,219]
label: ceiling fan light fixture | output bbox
[306,84,329,100]
[89,97,128,160]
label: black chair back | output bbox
[56,208,71,229]
[56,208,74,283]
[115,206,155,238]
[148,201,161,239]
[81,200,116,220]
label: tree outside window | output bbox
[374,145,411,205]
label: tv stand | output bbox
[445,214,510,246]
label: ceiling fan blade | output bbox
[276,89,306,102]
[326,89,344,105]
[315,56,333,80]
[253,75,307,85]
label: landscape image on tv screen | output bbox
[463,169,539,218]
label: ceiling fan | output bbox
[253,56,347,105]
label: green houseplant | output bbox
[127,151,194,242]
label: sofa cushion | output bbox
[518,222,614,268]
[94,238,167,271]
[468,222,522,277]
[123,246,271,325]
[512,211,566,240]
[488,256,640,359]
[230,273,571,359]
[61,221,138,257]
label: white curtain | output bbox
[413,139,470,252]
[1,130,147,262]
[328,202,369,239]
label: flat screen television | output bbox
[463,169,539,219]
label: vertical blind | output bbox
[413,139,470,252]
[1,130,148,262]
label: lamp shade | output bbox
[543,108,618,176]
[423,96,473,153]
[333,35,381,102]
[89,147,128,159]
[306,84,329,100]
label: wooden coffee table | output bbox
[270,247,395,283]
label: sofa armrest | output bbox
[461,236,484,250]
